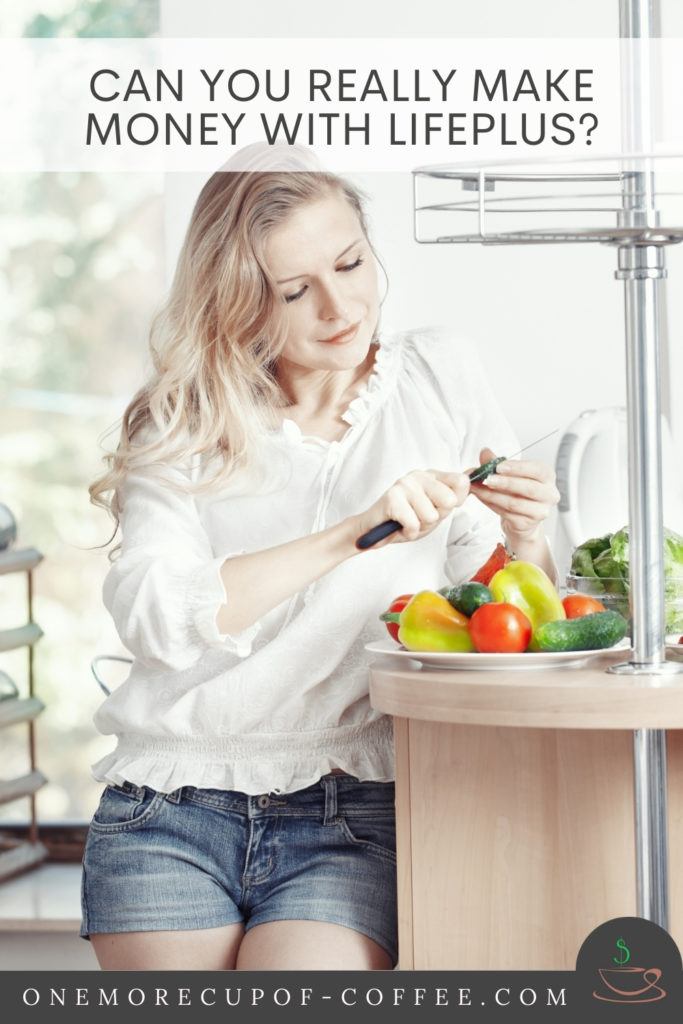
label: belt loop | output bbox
[322,777,338,824]
[164,787,184,804]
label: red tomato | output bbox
[562,594,606,618]
[384,594,414,643]
[469,602,532,653]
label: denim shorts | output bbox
[79,771,398,967]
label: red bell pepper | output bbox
[380,594,414,642]
[470,543,512,586]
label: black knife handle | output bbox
[355,519,402,550]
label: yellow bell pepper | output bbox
[489,560,565,651]
[392,590,476,652]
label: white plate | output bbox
[365,638,632,671]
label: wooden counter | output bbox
[369,648,683,970]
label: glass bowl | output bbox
[565,573,683,637]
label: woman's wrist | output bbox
[325,516,365,561]
[503,527,559,587]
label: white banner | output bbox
[0,37,653,171]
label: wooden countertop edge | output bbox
[369,651,683,729]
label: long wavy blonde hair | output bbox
[89,152,385,554]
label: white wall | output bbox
[160,0,683,574]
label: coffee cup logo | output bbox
[593,938,666,1003]
[578,917,680,1008]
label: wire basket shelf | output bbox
[413,159,683,246]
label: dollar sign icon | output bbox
[613,937,631,965]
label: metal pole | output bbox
[608,0,683,932]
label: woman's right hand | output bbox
[351,469,471,550]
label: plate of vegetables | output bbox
[368,543,630,671]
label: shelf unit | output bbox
[0,547,49,882]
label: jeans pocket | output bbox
[337,811,397,863]
[90,782,165,833]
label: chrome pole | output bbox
[608,0,682,932]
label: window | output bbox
[0,0,162,830]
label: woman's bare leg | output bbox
[235,920,393,970]
[90,921,246,970]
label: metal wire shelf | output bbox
[413,164,683,246]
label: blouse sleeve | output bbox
[102,459,261,671]
[418,326,523,587]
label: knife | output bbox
[354,428,559,551]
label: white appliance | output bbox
[553,406,683,579]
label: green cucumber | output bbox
[534,611,628,652]
[441,582,493,617]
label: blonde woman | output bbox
[81,155,560,971]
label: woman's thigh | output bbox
[235,920,393,970]
[91,922,246,971]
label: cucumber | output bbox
[534,611,628,652]
[442,582,493,617]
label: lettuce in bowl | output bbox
[569,525,683,632]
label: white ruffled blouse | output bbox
[90,324,521,796]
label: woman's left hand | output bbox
[467,447,561,546]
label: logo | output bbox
[576,916,681,1010]
[592,937,666,1003]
